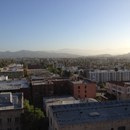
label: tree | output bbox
[21,100,45,130]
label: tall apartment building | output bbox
[106,81,130,100]
[70,79,96,99]
[0,92,23,130]
[49,100,130,130]
[89,70,130,82]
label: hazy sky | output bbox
[0,0,130,54]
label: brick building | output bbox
[52,79,71,95]
[70,79,96,99]
[31,80,54,108]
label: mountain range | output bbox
[0,50,79,58]
[0,50,130,58]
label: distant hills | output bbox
[0,50,79,58]
[0,50,130,58]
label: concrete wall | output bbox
[53,119,130,130]
[0,109,23,130]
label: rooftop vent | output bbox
[89,112,100,117]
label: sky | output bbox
[0,0,130,54]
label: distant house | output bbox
[0,64,24,79]
[27,64,45,75]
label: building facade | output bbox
[31,80,54,108]
[106,81,130,100]
[89,70,130,82]
[70,80,96,99]
[49,100,130,130]
[0,92,24,130]
[0,79,30,100]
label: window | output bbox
[50,118,52,125]
[111,128,114,130]
[7,118,12,123]
[15,127,19,130]
[15,117,19,123]
[7,128,12,130]
[118,126,126,130]
[78,86,80,89]
[0,118,2,124]
[85,90,87,93]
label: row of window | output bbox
[0,127,19,130]
[78,86,87,89]
[78,90,87,93]
[111,126,125,130]
[0,117,20,124]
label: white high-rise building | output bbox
[89,70,130,82]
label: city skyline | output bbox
[0,0,130,54]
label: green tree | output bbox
[21,100,45,130]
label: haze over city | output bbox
[0,0,130,55]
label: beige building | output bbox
[0,92,23,130]
[49,100,130,130]
[106,81,130,100]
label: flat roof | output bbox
[0,92,23,110]
[43,96,76,106]
[108,81,130,87]
[72,79,95,84]
[0,79,29,90]
[31,80,53,86]
[51,100,130,126]
[90,70,130,73]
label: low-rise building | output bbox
[0,92,24,130]
[31,79,54,108]
[0,79,30,100]
[43,96,97,117]
[52,79,71,95]
[106,81,130,100]
[70,79,96,99]
[0,64,24,79]
[27,64,51,76]
[49,100,130,130]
